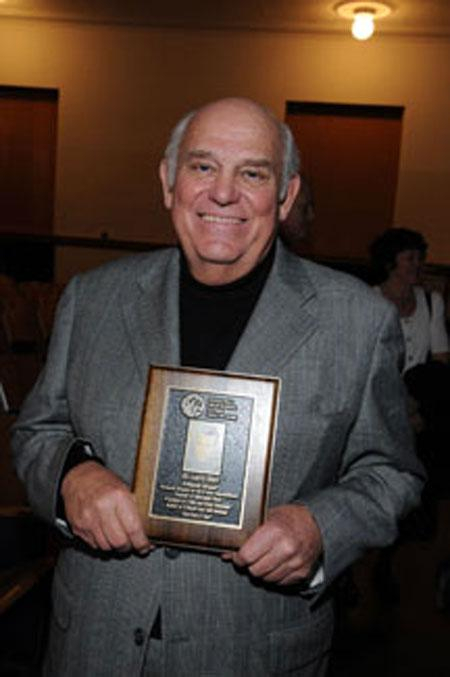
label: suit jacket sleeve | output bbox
[11,276,81,524]
[302,303,425,585]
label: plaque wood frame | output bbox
[133,365,280,552]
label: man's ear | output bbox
[278,174,301,222]
[159,159,174,210]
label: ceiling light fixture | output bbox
[335,2,392,41]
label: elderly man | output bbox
[12,98,424,676]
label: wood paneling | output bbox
[0,86,58,236]
[286,102,404,260]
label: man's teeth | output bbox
[200,214,245,224]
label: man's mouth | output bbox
[199,213,246,225]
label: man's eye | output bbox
[190,162,214,174]
[241,168,269,183]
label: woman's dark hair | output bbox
[369,228,428,283]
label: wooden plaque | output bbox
[133,365,280,552]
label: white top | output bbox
[375,286,449,372]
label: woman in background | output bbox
[369,228,449,602]
[369,227,449,372]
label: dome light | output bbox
[335,2,392,41]
[352,10,375,40]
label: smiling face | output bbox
[160,99,300,284]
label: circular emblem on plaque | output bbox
[180,393,206,419]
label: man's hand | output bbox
[61,461,152,554]
[223,504,323,586]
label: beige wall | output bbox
[1,17,449,277]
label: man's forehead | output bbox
[189,98,277,127]
[180,100,282,161]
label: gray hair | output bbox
[163,105,300,201]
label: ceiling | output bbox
[0,0,450,38]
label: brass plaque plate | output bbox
[133,365,280,552]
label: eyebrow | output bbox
[183,150,275,169]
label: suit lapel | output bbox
[227,243,319,376]
[118,244,318,379]
[120,249,181,377]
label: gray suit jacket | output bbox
[12,241,424,676]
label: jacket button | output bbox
[164,547,180,559]
[134,628,145,646]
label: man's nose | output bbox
[208,171,238,205]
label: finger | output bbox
[232,527,274,567]
[67,503,110,550]
[276,572,307,586]
[247,551,285,579]
[81,496,130,550]
[74,524,111,550]
[93,529,117,551]
[115,500,152,554]
[89,486,137,550]
[254,559,303,583]
[72,527,99,550]
[73,497,129,551]
[221,551,234,561]
[101,517,133,551]
[235,533,311,582]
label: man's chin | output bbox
[197,247,242,266]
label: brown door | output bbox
[0,86,58,236]
[285,102,404,260]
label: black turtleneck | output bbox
[179,244,275,371]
